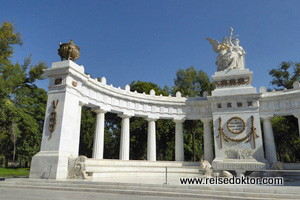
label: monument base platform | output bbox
[30,151,70,180]
[69,158,202,183]
[212,157,266,176]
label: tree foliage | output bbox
[172,66,214,96]
[269,61,300,89]
[0,22,47,167]
[271,116,300,162]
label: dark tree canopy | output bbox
[269,61,300,89]
[172,66,214,97]
[0,22,22,60]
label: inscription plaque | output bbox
[227,117,246,134]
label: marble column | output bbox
[201,118,214,163]
[147,118,157,161]
[73,102,84,157]
[293,113,300,137]
[261,116,277,164]
[119,114,131,160]
[92,109,107,159]
[174,119,184,161]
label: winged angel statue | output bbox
[206,27,246,71]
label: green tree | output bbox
[172,66,214,97]
[269,61,300,90]
[271,116,300,162]
[79,107,96,158]
[0,22,47,167]
[130,80,170,96]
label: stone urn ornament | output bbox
[58,40,80,62]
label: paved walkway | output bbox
[0,187,199,200]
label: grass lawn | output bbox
[0,167,30,177]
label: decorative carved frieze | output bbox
[247,101,253,106]
[225,149,253,159]
[214,78,250,87]
[237,102,242,107]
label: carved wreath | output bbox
[227,116,246,134]
[48,100,59,138]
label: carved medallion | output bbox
[72,81,77,87]
[227,117,246,134]
[48,100,59,138]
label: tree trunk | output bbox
[13,142,16,163]
[192,130,195,162]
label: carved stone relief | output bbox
[225,149,253,159]
[68,156,87,179]
[48,100,58,139]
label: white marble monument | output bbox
[29,28,300,180]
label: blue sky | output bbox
[2,0,300,92]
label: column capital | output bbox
[79,101,88,106]
[260,115,273,121]
[92,108,108,114]
[145,116,159,122]
[118,113,133,119]
[293,113,300,118]
[173,118,185,124]
[200,118,213,123]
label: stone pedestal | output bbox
[212,68,255,96]
[30,61,84,179]
[209,68,267,172]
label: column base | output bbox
[29,151,71,180]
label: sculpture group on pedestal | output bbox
[206,27,246,71]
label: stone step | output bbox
[0,183,273,200]
[91,172,203,182]
[85,159,200,167]
[86,165,201,173]
[1,179,299,199]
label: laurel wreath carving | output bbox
[48,100,59,139]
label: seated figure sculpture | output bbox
[206,27,246,71]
